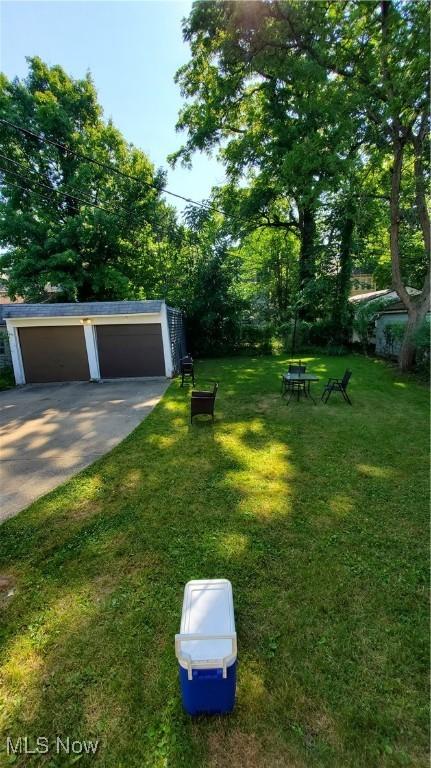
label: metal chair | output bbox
[281,362,307,398]
[191,383,218,423]
[181,355,195,387]
[289,362,306,374]
[321,369,352,405]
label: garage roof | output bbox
[2,300,164,319]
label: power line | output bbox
[0,151,105,208]
[0,178,70,212]
[0,179,161,269]
[0,117,216,213]
[0,151,166,229]
[0,118,269,235]
[0,163,157,230]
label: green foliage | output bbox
[238,322,274,355]
[414,319,430,378]
[0,57,177,302]
[235,227,299,323]
[185,251,243,356]
[172,0,429,356]
[353,298,391,350]
[279,319,312,354]
[0,365,14,390]
[308,317,353,348]
[0,355,428,767]
[325,343,349,357]
[180,207,244,356]
[388,322,407,343]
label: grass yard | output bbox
[0,354,428,768]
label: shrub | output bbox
[414,319,430,379]
[239,322,274,354]
[353,297,392,351]
[279,319,312,353]
[0,366,14,391]
[325,343,349,356]
[308,319,338,346]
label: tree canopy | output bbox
[0,2,429,370]
[171,0,430,365]
[0,57,175,302]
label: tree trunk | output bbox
[389,136,430,370]
[298,205,315,319]
[412,117,430,259]
[332,210,355,342]
[398,301,429,372]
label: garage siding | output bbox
[96,323,165,378]
[19,326,90,383]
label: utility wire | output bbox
[0,164,156,229]
[0,117,217,213]
[0,151,162,228]
[0,178,70,212]
[0,118,268,235]
[0,151,106,208]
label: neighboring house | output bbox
[0,306,13,370]
[349,287,421,347]
[4,300,186,385]
[375,297,430,358]
[0,282,25,371]
[349,270,376,297]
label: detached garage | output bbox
[4,300,186,385]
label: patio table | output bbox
[281,372,320,405]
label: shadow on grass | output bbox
[0,354,428,768]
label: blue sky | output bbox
[0,0,225,214]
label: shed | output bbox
[349,287,421,346]
[375,298,430,358]
[4,300,186,385]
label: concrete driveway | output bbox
[0,379,169,523]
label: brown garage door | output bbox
[96,323,165,378]
[19,326,89,383]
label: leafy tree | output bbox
[170,0,362,319]
[0,57,174,302]
[353,296,392,353]
[182,206,244,356]
[173,1,429,367]
[273,0,430,369]
[235,226,299,323]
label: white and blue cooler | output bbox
[175,579,237,715]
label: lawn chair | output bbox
[281,362,307,397]
[191,383,218,423]
[321,369,352,405]
[180,355,195,387]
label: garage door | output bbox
[96,324,165,378]
[19,326,89,383]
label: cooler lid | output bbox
[177,579,236,668]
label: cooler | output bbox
[175,579,237,715]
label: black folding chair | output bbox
[281,362,306,396]
[321,369,352,405]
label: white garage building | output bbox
[4,300,186,385]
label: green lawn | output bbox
[0,355,428,768]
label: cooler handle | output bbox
[175,633,237,681]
